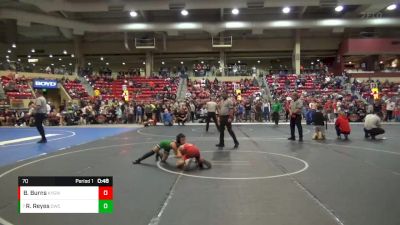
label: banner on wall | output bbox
[32,79,58,89]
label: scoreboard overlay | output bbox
[18,176,113,213]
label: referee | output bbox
[216,93,239,149]
[205,97,219,132]
[34,89,47,143]
[288,93,303,142]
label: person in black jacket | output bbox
[312,105,326,140]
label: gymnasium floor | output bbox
[0,123,399,225]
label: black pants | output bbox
[364,128,385,138]
[290,114,303,139]
[206,112,219,131]
[34,113,47,141]
[218,116,238,146]
[386,110,393,121]
[191,112,195,122]
[335,125,350,137]
[272,112,279,125]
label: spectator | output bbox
[136,105,143,124]
[312,105,325,140]
[162,109,173,126]
[364,112,385,140]
[206,98,219,132]
[335,111,351,140]
[189,101,196,122]
[176,108,188,126]
[15,110,25,127]
[271,99,282,125]
[385,98,395,121]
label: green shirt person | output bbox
[271,99,282,125]
[271,101,282,113]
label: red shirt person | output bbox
[176,143,210,169]
[335,112,351,140]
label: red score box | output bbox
[99,186,113,200]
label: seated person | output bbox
[176,108,188,126]
[364,112,385,140]
[335,111,351,140]
[162,109,173,126]
[15,110,25,127]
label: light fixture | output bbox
[181,9,189,16]
[6,59,10,63]
[238,60,241,63]
[232,8,239,15]
[379,61,384,64]
[218,60,221,63]
[100,57,104,61]
[282,7,291,14]
[51,63,54,66]
[106,62,109,65]
[63,50,68,55]
[311,62,314,65]
[71,54,75,58]
[129,11,138,17]
[180,61,184,64]
[18,58,21,62]
[32,63,35,66]
[317,59,320,62]
[201,61,204,64]
[69,63,73,66]
[143,62,146,65]
[161,61,165,65]
[59,58,62,61]
[49,54,53,58]
[348,61,352,64]
[12,43,16,48]
[122,62,126,65]
[5,55,9,59]
[88,62,91,65]
[7,49,11,53]
[27,55,31,58]
[335,5,344,12]
[257,60,261,63]
[31,49,35,53]
[387,4,397,11]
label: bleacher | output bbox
[187,79,261,101]
[62,81,89,99]
[0,76,33,99]
[266,74,343,95]
[91,77,178,101]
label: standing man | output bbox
[385,98,395,121]
[189,101,196,123]
[288,93,303,142]
[262,100,271,122]
[216,93,239,149]
[34,89,47,143]
[206,97,219,132]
